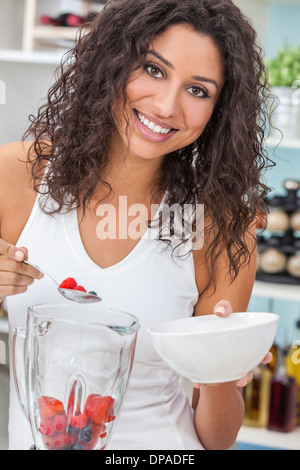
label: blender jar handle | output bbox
[12,326,29,421]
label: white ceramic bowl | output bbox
[148,312,279,383]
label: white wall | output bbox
[0,0,24,50]
[0,61,58,145]
[234,0,270,49]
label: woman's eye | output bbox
[146,65,163,79]
[188,86,208,98]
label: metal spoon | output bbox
[25,262,102,303]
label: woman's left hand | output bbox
[213,299,273,388]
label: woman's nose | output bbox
[152,84,180,119]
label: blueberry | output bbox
[72,442,84,450]
[88,291,98,296]
[66,425,79,436]
[79,426,93,443]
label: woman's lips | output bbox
[136,109,176,130]
[133,109,178,143]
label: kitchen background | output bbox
[0,0,300,451]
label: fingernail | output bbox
[37,272,44,280]
[193,383,202,389]
[15,250,25,261]
[238,379,248,387]
[263,352,273,364]
[214,306,226,316]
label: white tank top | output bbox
[6,186,204,450]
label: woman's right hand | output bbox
[0,238,43,302]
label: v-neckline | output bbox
[63,193,167,273]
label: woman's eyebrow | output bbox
[148,50,174,69]
[147,50,219,90]
[191,75,219,90]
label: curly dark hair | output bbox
[23,0,274,289]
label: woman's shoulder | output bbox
[0,140,34,174]
[0,140,37,243]
[0,140,35,201]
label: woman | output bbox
[0,0,273,450]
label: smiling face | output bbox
[111,24,225,161]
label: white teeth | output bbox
[137,111,172,135]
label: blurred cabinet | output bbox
[0,0,105,55]
[22,0,105,52]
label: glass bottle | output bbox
[286,318,300,426]
[267,346,298,432]
[267,343,278,373]
[242,365,272,427]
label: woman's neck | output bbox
[100,139,165,203]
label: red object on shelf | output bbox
[40,13,85,28]
[267,348,298,432]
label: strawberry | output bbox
[70,413,89,429]
[53,433,69,450]
[39,418,56,437]
[84,395,114,425]
[67,381,81,418]
[74,285,86,292]
[107,413,115,423]
[63,433,76,448]
[59,278,77,289]
[44,432,76,450]
[38,396,65,420]
[43,435,57,450]
[90,422,106,436]
[85,393,100,403]
[53,413,68,433]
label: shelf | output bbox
[266,136,300,149]
[33,26,79,41]
[270,0,300,4]
[0,49,64,65]
[237,425,300,450]
[253,280,300,301]
[21,0,103,52]
[0,318,8,335]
